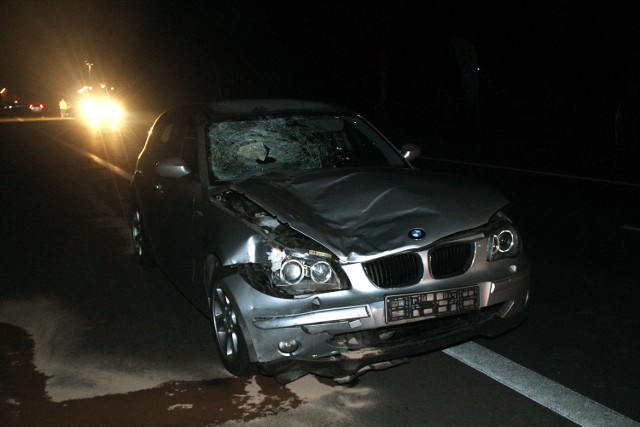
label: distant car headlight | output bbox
[104,101,123,119]
[79,99,124,122]
[80,100,100,119]
[486,212,521,261]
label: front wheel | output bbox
[211,285,254,376]
[131,207,155,266]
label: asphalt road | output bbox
[0,117,638,426]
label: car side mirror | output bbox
[155,157,191,179]
[400,143,421,162]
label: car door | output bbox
[152,110,205,288]
[133,110,181,254]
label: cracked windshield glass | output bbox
[207,116,405,180]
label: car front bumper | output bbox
[217,267,530,382]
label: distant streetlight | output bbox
[84,61,94,83]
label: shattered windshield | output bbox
[207,115,406,181]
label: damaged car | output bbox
[130,99,530,383]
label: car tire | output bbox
[202,254,219,304]
[131,207,155,266]
[211,284,255,376]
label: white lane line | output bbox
[443,342,639,427]
[58,139,134,181]
[422,157,640,188]
[621,226,640,232]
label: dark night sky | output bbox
[2,1,639,138]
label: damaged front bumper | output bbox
[263,305,528,384]
[218,269,530,383]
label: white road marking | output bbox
[621,225,640,232]
[422,156,640,188]
[444,342,639,427]
[58,139,134,181]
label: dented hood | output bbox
[232,168,507,262]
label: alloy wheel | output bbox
[131,209,143,257]
[213,287,239,361]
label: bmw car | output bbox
[130,100,530,383]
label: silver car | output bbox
[130,100,530,383]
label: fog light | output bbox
[278,339,299,354]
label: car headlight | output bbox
[79,100,123,121]
[214,190,350,297]
[486,212,521,261]
[80,100,100,119]
[105,101,123,119]
[267,246,348,296]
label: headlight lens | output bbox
[494,229,515,253]
[281,259,304,284]
[487,224,520,261]
[310,261,332,283]
[267,247,348,296]
[279,259,334,286]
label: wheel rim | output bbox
[213,287,239,362]
[131,210,143,257]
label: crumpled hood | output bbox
[232,168,507,262]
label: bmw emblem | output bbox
[408,228,425,240]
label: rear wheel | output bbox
[131,207,155,266]
[211,285,254,376]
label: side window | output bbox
[152,119,179,159]
[179,123,198,173]
[149,110,201,177]
[159,123,175,145]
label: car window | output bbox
[207,115,406,181]
[179,123,198,173]
[152,112,198,163]
[151,120,179,159]
[158,122,175,145]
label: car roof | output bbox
[183,99,356,117]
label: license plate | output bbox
[385,286,479,323]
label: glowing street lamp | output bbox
[84,61,94,83]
